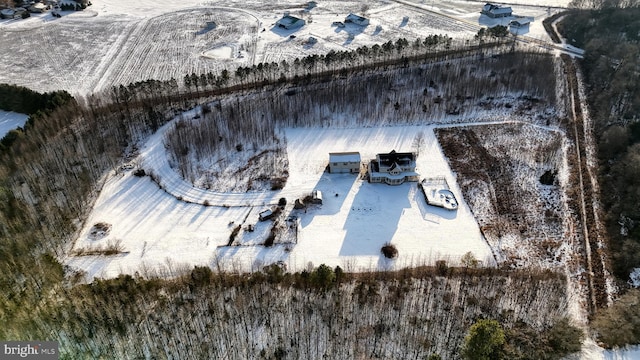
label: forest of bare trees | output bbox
[43,268,575,360]
[556,6,640,348]
[163,50,558,190]
[0,40,585,357]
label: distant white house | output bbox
[509,17,533,29]
[368,150,419,185]
[345,13,369,26]
[29,3,48,12]
[329,152,361,173]
[481,3,513,18]
[275,14,306,30]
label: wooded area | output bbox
[558,6,640,348]
[0,42,581,357]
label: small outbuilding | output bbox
[509,17,533,29]
[329,152,361,173]
[311,190,323,204]
[0,8,16,18]
[276,14,306,30]
[345,13,369,26]
[259,207,276,221]
[481,3,513,18]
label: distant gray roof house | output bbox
[481,3,513,18]
[509,17,533,28]
[0,8,16,18]
[345,13,369,26]
[276,14,306,30]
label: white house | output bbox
[345,13,369,26]
[275,14,306,30]
[509,17,533,29]
[481,3,513,18]
[329,152,361,173]
[29,3,48,12]
[368,150,419,185]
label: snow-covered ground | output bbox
[0,0,567,95]
[67,123,494,278]
[0,110,28,138]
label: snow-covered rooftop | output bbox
[329,152,361,163]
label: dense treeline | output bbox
[558,7,640,348]
[569,0,640,9]
[0,84,74,151]
[0,44,571,357]
[558,8,640,281]
[43,266,577,359]
[0,83,72,116]
[165,51,557,191]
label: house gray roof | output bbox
[377,150,415,168]
[345,13,368,24]
[276,15,305,28]
[510,17,533,27]
[482,3,512,15]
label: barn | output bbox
[275,14,306,30]
[329,152,361,173]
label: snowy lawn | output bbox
[67,124,494,279]
[0,110,28,138]
[0,0,567,95]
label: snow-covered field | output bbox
[0,0,564,95]
[0,110,28,137]
[68,123,494,278]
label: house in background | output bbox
[328,152,361,173]
[481,3,513,18]
[345,13,369,26]
[509,17,533,29]
[29,3,48,12]
[275,14,306,30]
[368,150,419,185]
[0,8,16,18]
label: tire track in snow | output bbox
[139,117,566,209]
[92,19,142,93]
